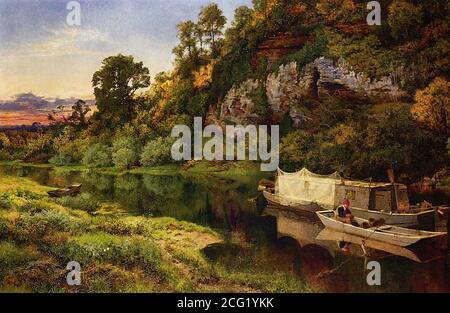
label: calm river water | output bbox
[1,164,449,292]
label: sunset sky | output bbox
[0,0,251,126]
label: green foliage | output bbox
[112,137,141,169]
[273,28,328,71]
[23,132,54,163]
[92,54,150,128]
[0,241,37,269]
[49,129,88,165]
[326,29,398,79]
[12,210,87,243]
[186,92,209,117]
[280,103,448,182]
[249,81,271,123]
[140,137,175,167]
[53,232,166,277]
[82,143,112,168]
[198,3,227,57]
[56,193,100,214]
[112,148,137,169]
[388,0,423,41]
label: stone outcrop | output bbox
[210,57,409,126]
[313,57,408,101]
[218,79,260,124]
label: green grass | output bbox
[0,172,312,293]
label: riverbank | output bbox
[0,174,310,292]
[0,160,271,179]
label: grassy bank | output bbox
[0,174,310,292]
[0,160,270,179]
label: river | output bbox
[0,163,449,292]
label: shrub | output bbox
[0,241,37,269]
[53,232,167,278]
[82,144,112,168]
[12,210,87,243]
[140,137,175,167]
[112,137,140,169]
[112,148,136,169]
[3,259,65,292]
[82,264,141,293]
[18,200,50,214]
[56,193,100,213]
[0,150,12,161]
[0,219,7,238]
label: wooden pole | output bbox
[387,167,400,212]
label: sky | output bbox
[0,0,252,126]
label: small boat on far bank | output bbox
[316,210,447,247]
[47,184,82,198]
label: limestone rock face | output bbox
[313,57,408,101]
[211,57,408,126]
[218,78,260,124]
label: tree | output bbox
[92,54,150,128]
[412,77,449,136]
[68,99,90,128]
[225,6,253,45]
[388,0,423,41]
[198,3,227,57]
[173,20,202,76]
[175,21,197,58]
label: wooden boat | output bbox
[263,190,320,214]
[47,184,82,198]
[316,210,446,247]
[316,228,447,263]
[261,168,437,228]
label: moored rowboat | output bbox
[316,210,447,247]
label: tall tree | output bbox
[176,20,197,58]
[92,54,150,128]
[198,3,227,57]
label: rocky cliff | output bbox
[208,57,409,126]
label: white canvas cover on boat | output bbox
[275,168,342,207]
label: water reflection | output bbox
[0,164,449,292]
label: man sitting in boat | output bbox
[336,198,355,225]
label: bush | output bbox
[140,137,175,167]
[0,150,12,161]
[0,241,37,269]
[112,137,140,169]
[82,143,112,168]
[112,148,137,169]
[82,264,141,292]
[56,193,100,213]
[3,259,65,292]
[52,232,167,278]
[0,219,7,238]
[48,153,73,166]
[12,210,87,243]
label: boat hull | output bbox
[262,190,320,214]
[316,210,446,247]
[262,189,435,228]
[351,207,435,228]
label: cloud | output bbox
[0,93,50,112]
[0,93,96,126]
[2,25,118,60]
